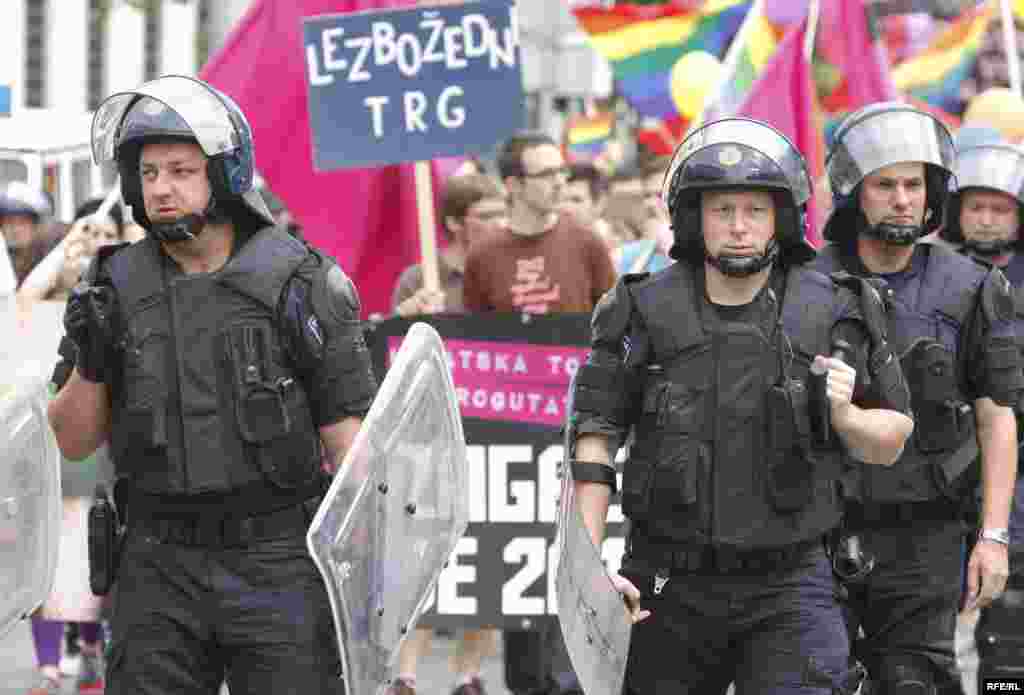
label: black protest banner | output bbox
[365,313,627,629]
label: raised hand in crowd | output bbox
[396,286,447,318]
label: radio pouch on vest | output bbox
[88,485,124,596]
[766,381,813,512]
[906,339,965,453]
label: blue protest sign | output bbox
[303,0,523,171]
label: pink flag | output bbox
[736,17,824,246]
[200,0,460,317]
[827,0,892,105]
[818,0,897,112]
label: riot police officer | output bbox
[811,103,1021,695]
[928,142,1024,690]
[567,118,914,694]
[47,75,377,694]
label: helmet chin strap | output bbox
[962,236,1015,256]
[705,239,779,277]
[147,196,217,243]
[861,209,931,246]
[863,222,920,245]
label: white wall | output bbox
[105,1,147,96]
[517,0,610,98]
[47,0,89,111]
[206,0,255,59]
[161,0,200,75]
[0,0,26,111]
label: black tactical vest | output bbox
[621,263,848,549]
[102,228,322,494]
[813,244,985,503]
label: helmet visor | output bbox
[664,118,811,209]
[828,106,954,197]
[955,145,1024,204]
[92,75,242,165]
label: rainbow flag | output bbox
[694,0,781,125]
[891,3,995,116]
[573,0,755,129]
[566,112,615,160]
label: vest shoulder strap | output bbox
[919,244,986,326]
[781,265,838,357]
[630,263,705,354]
[104,237,165,316]
[217,226,311,313]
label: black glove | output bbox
[830,272,911,414]
[64,281,118,383]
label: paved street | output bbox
[1,616,978,694]
[0,623,511,695]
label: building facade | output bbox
[1,0,201,116]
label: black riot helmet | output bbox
[663,117,815,276]
[940,143,1024,256]
[824,101,955,246]
[90,74,274,243]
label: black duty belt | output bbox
[628,536,822,574]
[129,496,322,548]
[847,498,960,526]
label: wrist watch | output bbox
[978,528,1011,546]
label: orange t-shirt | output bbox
[463,215,617,314]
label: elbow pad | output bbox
[575,278,641,425]
[312,261,378,412]
[573,353,632,425]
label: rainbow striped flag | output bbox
[572,0,755,132]
[693,0,781,126]
[891,3,995,116]
[566,112,615,159]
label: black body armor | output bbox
[578,263,859,549]
[102,228,323,494]
[813,243,1020,503]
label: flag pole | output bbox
[803,0,821,63]
[1000,0,1022,96]
[690,0,766,131]
[413,160,441,293]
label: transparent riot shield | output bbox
[556,381,631,695]
[0,372,62,639]
[307,322,468,695]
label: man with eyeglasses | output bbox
[463,132,616,314]
[393,173,507,318]
[463,132,616,695]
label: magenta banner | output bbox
[368,313,626,628]
[387,337,589,428]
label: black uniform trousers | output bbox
[974,548,1024,689]
[842,514,965,695]
[620,542,859,695]
[105,516,343,695]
